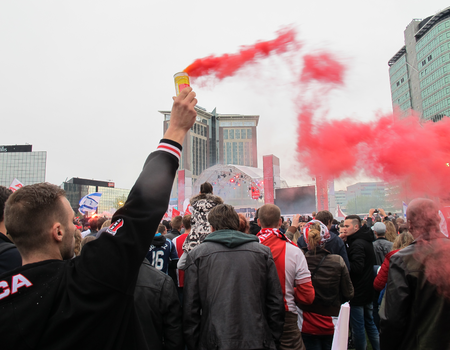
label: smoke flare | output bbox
[183,26,300,80]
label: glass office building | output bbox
[389,7,450,122]
[160,106,259,181]
[0,145,46,187]
[63,178,130,214]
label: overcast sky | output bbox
[0,1,448,191]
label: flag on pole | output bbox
[172,208,181,217]
[9,178,24,192]
[79,192,102,215]
[335,205,346,219]
[402,201,408,220]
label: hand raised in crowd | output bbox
[369,208,375,217]
[292,214,300,227]
[164,87,198,145]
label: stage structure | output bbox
[192,164,288,210]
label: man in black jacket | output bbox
[342,215,379,350]
[166,215,182,241]
[380,198,450,349]
[0,87,197,350]
[183,204,285,350]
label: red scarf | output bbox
[257,228,297,246]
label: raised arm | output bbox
[78,88,197,290]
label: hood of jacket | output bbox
[151,234,167,247]
[204,229,259,248]
[190,193,223,208]
[347,224,375,245]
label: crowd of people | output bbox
[0,88,449,350]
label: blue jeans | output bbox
[350,304,380,350]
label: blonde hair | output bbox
[392,231,414,250]
[73,229,82,256]
[385,221,397,243]
[293,229,302,244]
[307,222,322,252]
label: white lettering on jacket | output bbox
[0,274,33,300]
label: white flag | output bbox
[9,178,24,192]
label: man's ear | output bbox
[278,218,283,228]
[257,218,261,227]
[210,225,215,233]
[51,222,63,243]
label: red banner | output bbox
[316,176,329,211]
[251,186,260,199]
[178,170,185,212]
[263,156,274,204]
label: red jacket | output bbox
[373,249,399,291]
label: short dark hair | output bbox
[162,220,171,231]
[208,204,239,231]
[345,214,361,228]
[97,217,107,230]
[171,216,183,230]
[315,210,333,226]
[258,204,281,228]
[157,224,166,234]
[200,182,213,194]
[182,215,191,230]
[0,186,13,223]
[5,183,67,254]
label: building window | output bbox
[229,129,234,139]
[236,129,240,139]
[224,129,228,139]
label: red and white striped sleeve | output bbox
[157,139,182,160]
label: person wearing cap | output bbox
[372,222,393,266]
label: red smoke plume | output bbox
[183,26,300,79]
[296,52,450,200]
[183,27,450,302]
[301,53,345,84]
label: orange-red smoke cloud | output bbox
[183,27,300,79]
[182,27,450,200]
[296,52,450,200]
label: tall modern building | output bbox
[388,7,450,122]
[160,106,259,181]
[0,145,46,187]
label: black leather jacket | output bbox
[134,259,183,350]
[380,238,450,349]
[183,229,285,350]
